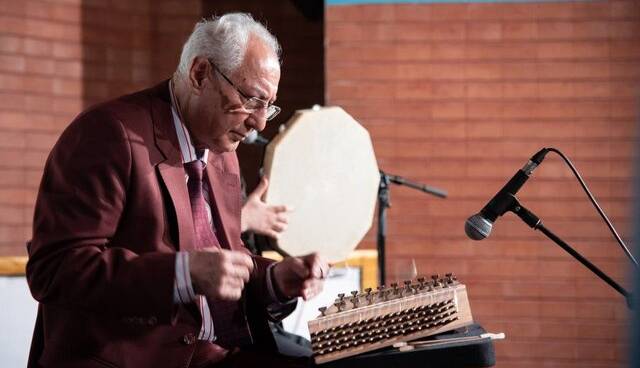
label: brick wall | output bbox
[326,1,639,367]
[0,0,201,256]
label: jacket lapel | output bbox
[205,153,242,250]
[150,81,196,252]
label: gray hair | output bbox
[177,13,281,78]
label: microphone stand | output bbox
[507,194,634,309]
[377,170,448,285]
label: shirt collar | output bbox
[169,79,209,165]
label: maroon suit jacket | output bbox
[26,81,293,368]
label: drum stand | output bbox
[377,171,447,285]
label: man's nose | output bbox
[245,114,267,132]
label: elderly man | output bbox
[26,13,326,368]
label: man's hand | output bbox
[189,249,254,301]
[241,176,290,238]
[272,252,329,301]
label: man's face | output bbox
[188,36,280,153]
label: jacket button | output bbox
[182,333,196,345]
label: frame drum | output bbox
[263,106,379,263]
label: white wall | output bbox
[0,277,37,368]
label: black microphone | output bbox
[465,148,549,240]
[242,130,269,146]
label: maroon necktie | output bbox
[184,160,252,349]
[184,160,220,250]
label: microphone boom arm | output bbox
[383,171,448,198]
[508,195,634,309]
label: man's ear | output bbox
[188,57,210,94]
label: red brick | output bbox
[24,95,53,112]
[327,23,394,43]
[0,54,25,72]
[52,96,82,115]
[393,81,432,100]
[464,62,502,80]
[426,4,468,21]
[328,81,392,100]
[466,22,502,41]
[393,4,431,22]
[25,133,59,150]
[537,61,610,80]
[155,0,202,17]
[23,38,52,56]
[52,41,82,59]
[25,169,43,188]
[25,57,55,75]
[0,205,24,225]
[467,101,503,119]
[328,64,395,81]
[501,62,539,79]
[535,3,576,20]
[610,40,640,59]
[465,3,507,21]
[572,21,611,40]
[503,21,537,40]
[24,18,80,41]
[430,43,464,60]
[394,22,466,42]
[0,225,29,243]
[431,101,466,119]
[25,1,55,20]
[327,44,397,62]
[537,20,574,40]
[50,3,82,23]
[430,63,466,80]
[54,60,82,78]
[0,14,26,34]
[0,34,23,53]
[610,0,640,19]
[572,1,612,20]
[611,61,640,78]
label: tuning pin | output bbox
[350,291,359,307]
[445,273,456,283]
[365,293,373,305]
[334,302,343,312]
[365,288,372,295]
[338,293,345,301]
[417,277,426,288]
[319,307,327,316]
[431,274,440,286]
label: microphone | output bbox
[465,148,549,240]
[242,130,269,146]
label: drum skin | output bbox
[263,106,379,263]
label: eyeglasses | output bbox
[209,60,281,121]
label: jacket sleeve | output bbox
[246,255,297,321]
[26,109,176,323]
